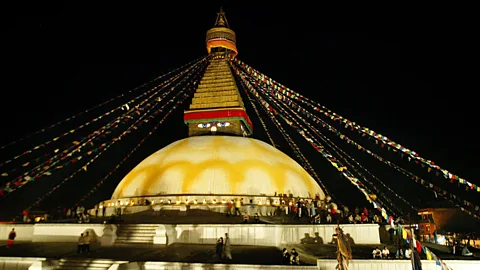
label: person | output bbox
[461,245,473,256]
[234,199,242,216]
[253,213,260,223]
[405,247,412,259]
[215,237,223,261]
[396,248,404,259]
[23,209,29,223]
[223,233,232,260]
[77,233,85,254]
[382,246,390,259]
[243,213,249,223]
[7,228,16,247]
[84,231,91,254]
[281,248,290,264]
[290,248,300,265]
[372,247,382,259]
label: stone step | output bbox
[54,258,119,270]
[115,239,153,244]
[198,81,235,86]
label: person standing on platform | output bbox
[84,231,91,254]
[77,233,85,254]
[223,233,232,260]
[22,209,29,223]
[7,228,16,247]
[215,237,223,261]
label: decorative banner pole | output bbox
[334,225,352,270]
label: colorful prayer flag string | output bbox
[236,67,401,216]
[26,64,205,209]
[231,57,480,193]
[233,59,480,220]
[0,61,202,170]
[0,56,206,151]
[237,68,333,200]
[0,59,207,198]
[76,68,206,205]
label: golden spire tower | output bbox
[205,7,238,56]
[184,8,252,137]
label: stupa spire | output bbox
[214,7,230,28]
[183,9,252,137]
[205,8,238,57]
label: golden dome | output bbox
[111,136,325,200]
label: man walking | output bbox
[223,233,232,260]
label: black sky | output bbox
[1,2,478,219]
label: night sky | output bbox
[2,2,478,220]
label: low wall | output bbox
[317,259,480,270]
[121,262,316,270]
[0,257,45,270]
[163,223,380,246]
[0,224,107,243]
[2,258,480,270]
[32,223,106,242]
[1,223,380,246]
[0,225,33,241]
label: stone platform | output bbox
[1,241,479,269]
[0,222,381,246]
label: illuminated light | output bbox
[194,199,198,204]
[231,200,234,203]
[120,202,124,206]
[274,200,279,205]
[266,200,270,205]
[258,200,263,205]
[151,200,155,205]
[225,122,231,127]
[289,202,293,206]
[167,200,171,204]
[99,205,103,209]
[222,199,226,204]
[160,199,164,204]
[211,126,217,132]
[131,201,134,205]
[185,200,190,204]
[203,199,207,204]
[176,200,181,204]
[213,199,217,204]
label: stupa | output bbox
[98,8,326,215]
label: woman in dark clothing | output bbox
[215,237,224,261]
[281,248,290,264]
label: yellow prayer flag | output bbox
[402,228,407,240]
[426,248,433,260]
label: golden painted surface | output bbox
[111,136,325,199]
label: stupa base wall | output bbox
[317,259,480,270]
[0,223,380,245]
[1,258,479,270]
[163,223,380,245]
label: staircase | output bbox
[54,258,126,270]
[115,224,158,244]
